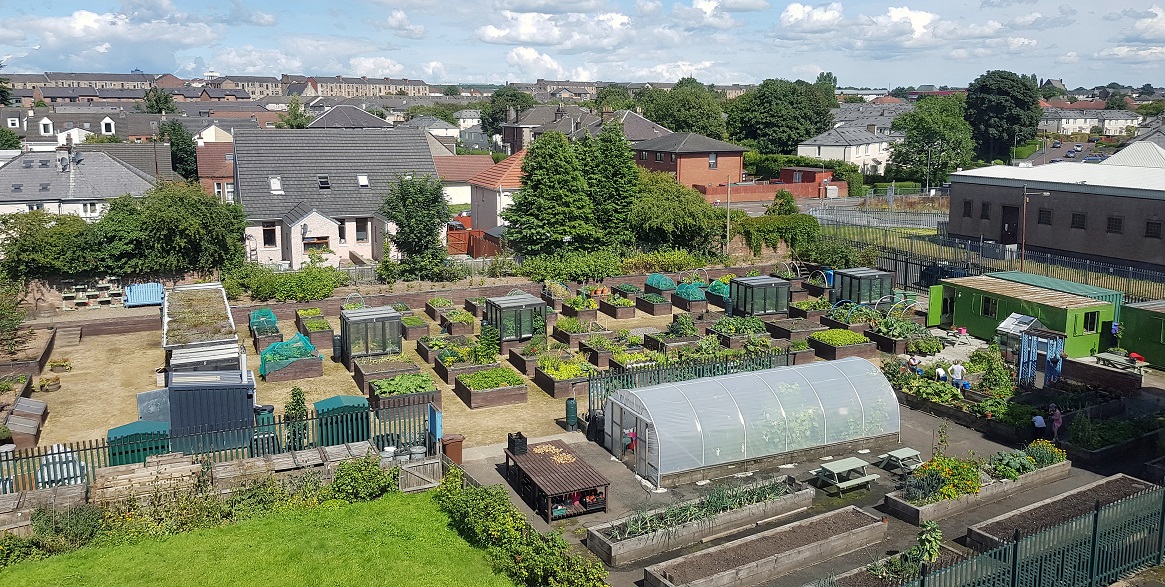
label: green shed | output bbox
[929,275,1113,358]
[107,420,171,466]
[314,395,370,447]
[1120,300,1165,367]
[987,271,1125,322]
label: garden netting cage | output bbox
[646,273,677,291]
[260,333,319,377]
[248,308,279,337]
[602,356,899,487]
[707,280,729,297]
[674,283,706,301]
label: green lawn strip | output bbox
[0,493,512,587]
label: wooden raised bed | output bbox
[643,334,700,353]
[789,288,808,303]
[425,301,454,320]
[434,360,497,385]
[807,338,878,361]
[599,299,636,319]
[709,329,766,350]
[439,314,474,336]
[552,326,613,349]
[819,316,872,334]
[672,297,707,313]
[766,318,827,341]
[1062,429,1163,468]
[788,305,828,320]
[579,340,633,370]
[789,346,816,365]
[636,297,673,316]
[610,285,641,300]
[610,357,663,372]
[586,478,812,566]
[541,293,565,312]
[643,506,886,587]
[865,330,910,355]
[0,328,56,379]
[464,298,486,318]
[561,305,598,321]
[508,349,539,377]
[533,367,590,399]
[884,460,1072,525]
[416,336,471,366]
[643,284,675,300]
[706,291,726,308]
[353,358,420,395]
[263,356,323,382]
[295,313,334,349]
[370,388,441,410]
[251,329,283,353]
[401,321,430,340]
[453,380,527,409]
[803,282,829,298]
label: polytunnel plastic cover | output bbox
[605,356,899,485]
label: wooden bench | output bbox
[829,474,879,494]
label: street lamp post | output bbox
[1020,184,1051,272]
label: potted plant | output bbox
[599,294,636,319]
[39,375,60,392]
[807,329,877,360]
[47,358,71,373]
[579,284,611,301]
[401,316,430,340]
[562,295,600,320]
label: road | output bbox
[1017,140,1097,166]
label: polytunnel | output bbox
[602,356,900,487]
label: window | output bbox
[5,118,17,129]
[40,122,52,135]
[265,122,275,128]
[268,176,283,194]
[26,203,43,211]
[1037,209,1052,225]
[980,202,990,220]
[65,122,73,129]
[83,122,90,130]
[355,218,369,242]
[670,154,676,163]
[224,182,235,204]
[338,221,347,244]
[317,175,331,189]
[1147,221,1163,239]
[980,296,998,318]
[654,152,663,162]
[1071,213,1086,229]
[262,222,277,247]
[102,121,114,134]
[303,236,329,252]
[709,153,718,169]
[962,200,972,218]
[1083,311,1099,334]
[81,202,99,216]
[214,182,223,197]
[225,153,235,161]
[357,174,370,188]
[639,151,646,160]
[1106,217,1123,234]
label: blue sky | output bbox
[1,0,1163,88]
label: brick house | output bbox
[197,142,237,203]
[632,133,747,189]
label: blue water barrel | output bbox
[824,270,835,287]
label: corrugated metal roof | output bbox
[1125,299,1165,314]
[942,275,1110,310]
[987,271,1124,320]
[950,163,1165,201]
[1100,142,1165,169]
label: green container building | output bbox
[928,275,1113,358]
[986,271,1125,321]
[1119,300,1165,367]
[107,420,171,466]
[314,395,370,447]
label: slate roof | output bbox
[0,151,155,203]
[307,105,392,129]
[468,150,526,190]
[177,117,260,136]
[232,128,437,221]
[434,155,495,183]
[75,143,181,180]
[871,96,904,104]
[213,76,280,84]
[453,109,481,119]
[507,105,593,128]
[631,132,747,153]
[571,110,672,143]
[398,115,456,130]
[45,112,165,139]
[175,102,270,116]
[800,127,887,146]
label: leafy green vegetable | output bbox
[640,293,668,304]
[370,373,435,396]
[791,297,832,311]
[444,309,475,324]
[809,329,871,346]
[565,295,599,310]
[427,297,453,308]
[458,367,524,390]
[711,316,766,335]
[402,316,426,327]
[296,308,322,317]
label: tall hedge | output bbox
[736,214,821,256]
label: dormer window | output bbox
[102,119,114,134]
[40,120,53,135]
[317,175,331,189]
[269,176,283,194]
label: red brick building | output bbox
[196,142,236,203]
[632,132,747,189]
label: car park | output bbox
[1065,151,1076,158]
[1074,144,1084,151]
[1082,155,1103,163]
[1049,158,1063,163]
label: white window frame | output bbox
[709,153,718,169]
[102,121,114,135]
[214,182,224,197]
[40,121,53,136]
[268,176,283,194]
[224,182,235,203]
[6,118,17,129]
[357,174,370,188]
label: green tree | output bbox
[443,85,462,96]
[82,134,123,144]
[642,77,726,139]
[32,99,47,108]
[1105,92,1127,110]
[275,96,313,129]
[368,107,387,119]
[0,128,19,150]
[0,61,10,107]
[1106,82,1124,90]
[888,95,975,184]
[158,120,198,180]
[964,70,1041,162]
[630,169,719,253]
[726,79,835,154]
[594,84,634,112]
[842,94,867,103]
[0,211,90,280]
[577,123,639,249]
[406,103,460,125]
[1138,102,1165,117]
[1038,85,1066,100]
[482,86,536,137]
[139,87,177,114]
[0,280,27,355]
[502,131,596,256]
[764,189,798,216]
[378,174,451,281]
[1141,83,1155,96]
[284,386,308,451]
[890,86,915,99]
[814,71,839,107]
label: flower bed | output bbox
[807,329,877,360]
[367,372,440,410]
[643,506,886,587]
[353,354,421,395]
[400,316,430,340]
[533,354,596,399]
[587,477,811,566]
[295,308,334,349]
[453,367,527,409]
[416,335,473,366]
[425,297,454,320]
[766,318,827,341]
[599,295,636,319]
[636,293,673,316]
[439,309,476,336]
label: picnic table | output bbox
[877,447,923,473]
[810,456,879,495]
[1094,352,1143,374]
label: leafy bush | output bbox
[401,316,426,327]
[737,214,822,255]
[1025,439,1067,467]
[296,308,322,317]
[472,325,500,364]
[444,309,475,324]
[608,294,635,307]
[717,273,736,284]
[988,451,1036,481]
[330,455,398,502]
[31,504,104,551]
[519,250,623,282]
[302,317,331,331]
[826,302,881,325]
[428,297,453,309]
[711,316,766,335]
[809,329,870,346]
[902,378,962,404]
[1067,413,1165,450]
[224,263,348,302]
[792,297,832,311]
[665,314,698,338]
[870,316,927,339]
[788,339,810,352]
[370,374,435,397]
[612,349,665,367]
[459,367,524,390]
[622,249,707,274]
[973,344,1015,398]
[640,293,668,304]
[564,295,599,310]
[542,280,571,299]
[907,455,981,505]
[537,354,596,380]
[907,336,944,355]
[614,283,641,294]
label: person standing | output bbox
[949,360,966,389]
[1050,403,1063,442]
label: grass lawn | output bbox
[0,492,513,587]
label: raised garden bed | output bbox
[611,283,642,299]
[884,460,1072,525]
[250,322,283,354]
[541,293,566,312]
[789,288,808,303]
[772,340,816,365]
[766,318,827,341]
[643,334,700,353]
[705,290,726,308]
[636,296,673,316]
[865,330,911,355]
[552,324,613,349]
[561,305,598,321]
[687,310,725,334]
[586,477,812,566]
[453,367,527,409]
[507,349,540,376]
[803,281,829,298]
[672,297,707,313]
[643,283,675,301]
[807,330,877,361]
[439,310,475,336]
[819,315,873,334]
[162,284,237,349]
[578,340,625,370]
[294,311,334,349]
[464,297,487,318]
[966,474,1154,551]
[599,298,636,319]
[416,335,472,366]
[788,305,828,320]
[0,329,55,379]
[533,367,590,399]
[425,299,454,320]
[610,353,665,372]
[400,317,430,340]
[353,356,421,395]
[367,373,440,410]
[643,506,885,587]
[262,355,323,382]
[434,360,497,385]
[708,327,769,350]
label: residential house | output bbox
[197,142,237,203]
[570,110,672,144]
[870,95,904,105]
[281,75,319,97]
[207,76,283,98]
[398,116,459,138]
[460,124,494,151]
[536,79,596,100]
[632,132,747,191]
[453,109,481,130]
[193,124,238,144]
[1041,78,1067,93]
[721,84,756,100]
[500,105,600,154]
[0,149,155,217]
[834,89,889,102]
[169,88,251,102]
[232,128,438,269]
[434,155,495,206]
[1038,109,1141,136]
[75,142,181,181]
[30,111,167,144]
[796,127,898,174]
[307,105,392,129]
[469,151,525,231]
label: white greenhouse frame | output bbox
[602,357,900,487]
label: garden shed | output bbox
[314,395,370,446]
[167,369,256,454]
[602,357,900,487]
[107,420,171,466]
[340,306,403,369]
[995,313,1047,362]
[830,267,893,305]
[729,276,790,316]
[168,342,245,374]
[1120,300,1165,367]
[931,276,1113,358]
[484,293,546,342]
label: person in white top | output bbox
[1032,414,1047,441]
[949,360,967,388]
[934,366,947,382]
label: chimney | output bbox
[572,117,580,133]
[867,124,877,134]
[554,106,565,122]
[506,106,516,124]
[601,107,612,123]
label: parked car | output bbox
[1074,144,1084,151]
[1082,155,1103,163]
[1049,158,1064,163]
[1088,137,1101,143]
[1051,140,1062,148]
[1065,151,1076,158]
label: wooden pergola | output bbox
[504,439,610,523]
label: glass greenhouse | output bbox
[602,357,899,487]
[830,267,893,305]
[729,276,790,316]
[484,293,546,342]
[340,306,402,369]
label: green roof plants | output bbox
[809,329,871,346]
[165,287,236,346]
[427,297,453,309]
[370,373,436,397]
[458,367,524,390]
[711,316,766,335]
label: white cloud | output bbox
[779,2,844,32]
[980,0,1036,7]
[1123,4,1165,42]
[119,0,176,20]
[504,46,596,79]
[477,11,633,51]
[720,0,771,12]
[226,0,277,27]
[672,0,737,30]
[630,60,716,80]
[349,56,404,76]
[214,45,302,75]
[422,61,446,79]
[1056,51,1079,63]
[26,10,218,47]
[493,0,605,13]
[1008,5,1075,31]
[1095,45,1165,63]
[636,0,663,14]
[791,63,824,78]
[985,36,1038,52]
[383,9,426,39]
[948,48,992,60]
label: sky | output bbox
[0,0,1164,88]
